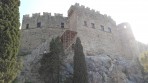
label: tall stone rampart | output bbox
[19,3,146,83]
[20,27,66,53]
[68,3,116,25]
[21,12,69,53]
[22,12,68,30]
[21,3,139,60]
[67,3,125,57]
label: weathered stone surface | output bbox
[18,3,147,83]
[18,41,49,83]
[18,49,144,83]
[65,54,144,83]
[21,3,140,61]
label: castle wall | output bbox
[21,12,69,53]
[20,3,139,60]
[68,3,123,56]
[22,13,68,30]
[20,27,66,53]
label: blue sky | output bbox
[20,0,148,44]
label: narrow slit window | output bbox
[84,21,87,26]
[61,22,64,28]
[101,25,104,31]
[37,22,41,28]
[91,23,95,28]
[108,27,111,32]
[26,24,29,29]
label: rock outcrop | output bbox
[17,48,144,83]
[17,41,49,83]
[64,53,144,83]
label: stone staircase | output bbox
[60,30,77,52]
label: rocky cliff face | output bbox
[17,41,49,83]
[17,41,146,83]
[65,53,144,83]
[88,55,143,83]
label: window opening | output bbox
[91,23,95,28]
[84,21,87,26]
[101,25,104,31]
[26,24,29,29]
[37,22,41,28]
[108,27,111,32]
[61,22,64,28]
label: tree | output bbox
[140,51,148,72]
[139,51,148,83]
[0,0,21,83]
[73,37,89,83]
[39,37,65,83]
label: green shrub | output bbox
[140,51,148,72]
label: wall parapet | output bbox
[68,3,116,25]
[23,12,64,20]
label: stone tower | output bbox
[117,23,139,59]
[68,3,121,56]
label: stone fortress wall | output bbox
[21,3,139,59]
[67,3,139,59]
[21,13,68,53]
[22,12,68,29]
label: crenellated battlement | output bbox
[22,12,67,30]
[23,12,64,20]
[43,12,51,16]
[32,13,40,17]
[71,3,100,14]
[54,13,63,17]
[23,14,30,19]
[68,3,116,24]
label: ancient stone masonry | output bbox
[21,3,139,59]
[22,12,67,29]
[60,30,77,51]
